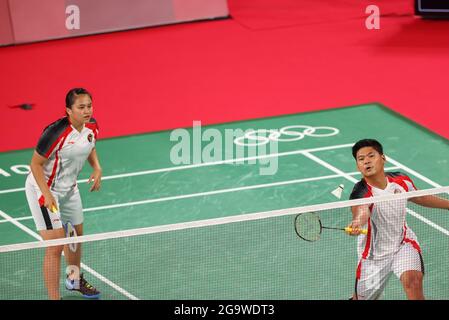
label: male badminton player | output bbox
[25,88,101,300]
[348,139,449,300]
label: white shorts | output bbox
[25,175,84,231]
[355,242,424,300]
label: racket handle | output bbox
[344,227,368,235]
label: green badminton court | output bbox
[1,103,448,300]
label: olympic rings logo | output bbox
[233,125,340,147]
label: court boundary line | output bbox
[0,209,139,300]
[407,209,449,236]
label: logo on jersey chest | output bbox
[393,188,402,194]
[87,133,93,142]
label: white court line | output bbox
[303,153,449,237]
[0,209,39,239]
[407,209,449,236]
[0,143,354,195]
[386,156,442,188]
[0,167,401,224]
[0,186,25,194]
[302,152,358,183]
[0,209,139,300]
[0,216,32,224]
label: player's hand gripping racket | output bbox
[294,212,367,242]
[64,221,78,253]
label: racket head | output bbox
[294,211,323,242]
[64,221,78,253]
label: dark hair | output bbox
[352,139,383,159]
[65,88,92,108]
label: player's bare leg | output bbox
[63,223,100,298]
[63,223,83,269]
[40,228,66,300]
[400,270,424,300]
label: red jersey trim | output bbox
[46,126,72,188]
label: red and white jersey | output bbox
[28,117,98,192]
[350,172,420,260]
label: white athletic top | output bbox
[350,172,420,260]
[27,117,98,193]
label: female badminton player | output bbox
[25,88,101,300]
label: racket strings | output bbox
[295,212,322,241]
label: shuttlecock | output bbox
[331,184,344,199]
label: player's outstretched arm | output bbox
[410,195,449,210]
[347,205,371,235]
